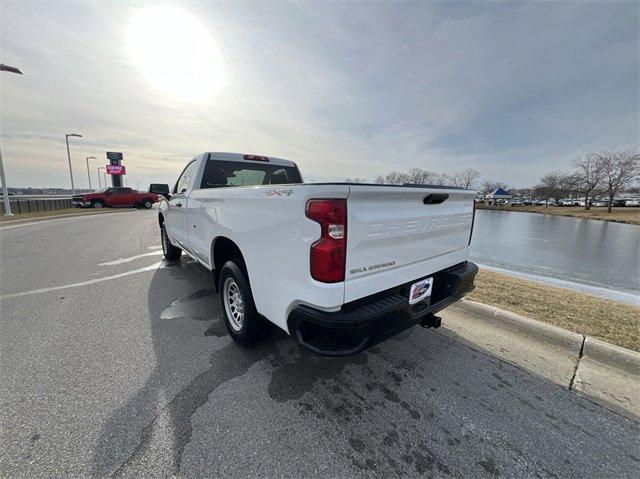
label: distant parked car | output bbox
[509,199,524,206]
[559,198,580,206]
[625,199,640,207]
[72,187,159,208]
[591,200,608,207]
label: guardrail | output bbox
[0,198,74,215]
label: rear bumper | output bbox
[288,261,478,356]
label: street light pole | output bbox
[85,156,96,190]
[65,133,82,195]
[0,63,23,216]
[96,167,102,190]
[0,147,13,216]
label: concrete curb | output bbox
[459,300,584,352]
[461,299,640,370]
[452,299,640,418]
[582,336,640,374]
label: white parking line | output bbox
[99,250,164,266]
[0,262,163,300]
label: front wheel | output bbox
[160,223,182,260]
[91,200,103,208]
[219,260,272,346]
[142,200,153,209]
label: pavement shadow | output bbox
[91,258,640,478]
[90,258,367,477]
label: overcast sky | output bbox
[1,1,638,190]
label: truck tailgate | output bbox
[344,185,475,303]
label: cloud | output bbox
[1,1,638,188]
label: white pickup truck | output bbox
[153,152,478,356]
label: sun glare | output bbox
[126,5,225,103]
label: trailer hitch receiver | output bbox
[419,314,441,329]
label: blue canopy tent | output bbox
[485,188,512,207]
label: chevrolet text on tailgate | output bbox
[153,152,478,356]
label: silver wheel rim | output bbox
[93,202,102,208]
[223,277,245,332]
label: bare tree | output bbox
[404,168,447,185]
[345,177,367,183]
[534,171,579,204]
[600,149,640,213]
[404,168,429,184]
[572,153,605,210]
[450,168,480,189]
[534,172,563,205]
[374,170,412,185]
[480,180,509,195]
[432,172,450,186]
[374,168,474,187]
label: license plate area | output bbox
[409,277,433,305]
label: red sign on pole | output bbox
[106,164,126,175]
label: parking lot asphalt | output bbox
[1,210,639,478]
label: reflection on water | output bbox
[469,210,640,304]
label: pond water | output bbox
[469,210,640,305]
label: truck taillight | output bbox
[306,199,347,283]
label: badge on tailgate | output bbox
[409,278,433,305]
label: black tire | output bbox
[91,200,104,208]
[160,223,182,260]
[218,259,272,346]
[143,200,153,209]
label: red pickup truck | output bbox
[72,187,159,209]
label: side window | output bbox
[174,161,197,194]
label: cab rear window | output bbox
[200,160,302,188]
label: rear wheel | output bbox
[219,260,272,345]
[142,199,153,209]
[160,223,182,260]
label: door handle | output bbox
[175,202,183,207]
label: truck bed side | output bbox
[186,184,349,332]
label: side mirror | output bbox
[149,183,170,198]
